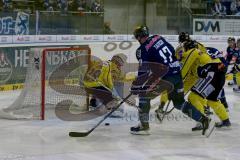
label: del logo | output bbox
[195,20,220,33]
[0,52,12,83]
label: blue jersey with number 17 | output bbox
[136,35,181,77]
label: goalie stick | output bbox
[69,93,132,137]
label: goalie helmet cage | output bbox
[0,47,91,120]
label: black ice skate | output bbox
[192,122,203,131]
[215,119,231,128]
[228,80,236,86]
[155,104,164,121]
[130,123,150,135]
[89,98,97,111]
[233,86,240,93]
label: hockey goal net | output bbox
[0,46,91,120]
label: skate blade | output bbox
[233,90,240,93]
[205,119,215,138]
[130,130,150,135]
[192,127,203,132]
[215,126,232,131]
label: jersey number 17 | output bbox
[159,46,173,63]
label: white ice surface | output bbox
[0,86,240,160]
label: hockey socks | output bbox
[180,101,203,122]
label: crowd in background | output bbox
[0,0,104,13]
[1,0,240,16]
[43,0,103,12]
[211,0,240,16]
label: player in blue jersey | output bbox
[232,39,240,92]
[226,37,237,86]
[226,37,236,64]
[130,26,210,135]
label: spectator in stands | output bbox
[103,22,115,34]
[91,0,103,12]
[77,0,87,11]
[43,0,54,11]
[221,0,233,15]
[2,0,12,11]
[231,0,240,15]
[57,0,68,13]
[211,0,227,16]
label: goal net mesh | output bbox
[0,47,90,120]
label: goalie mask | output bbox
[111,53,127,67]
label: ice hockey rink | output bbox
[0,84,239,160]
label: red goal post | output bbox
[41,47,91,120]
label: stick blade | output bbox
[69,131,90,137]
[205,121,215,138]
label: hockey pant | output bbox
[218,89,229,109]
[237,72,240,86]
[188,91,229,121]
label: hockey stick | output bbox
[155,90,191,123]
[69,93,133,137]
[69,74,152,137]
[156,100,171,123]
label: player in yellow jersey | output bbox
[183,41,231,129]
[156,32,210,115]
[83,53,127,117]
[179,34,211,92]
